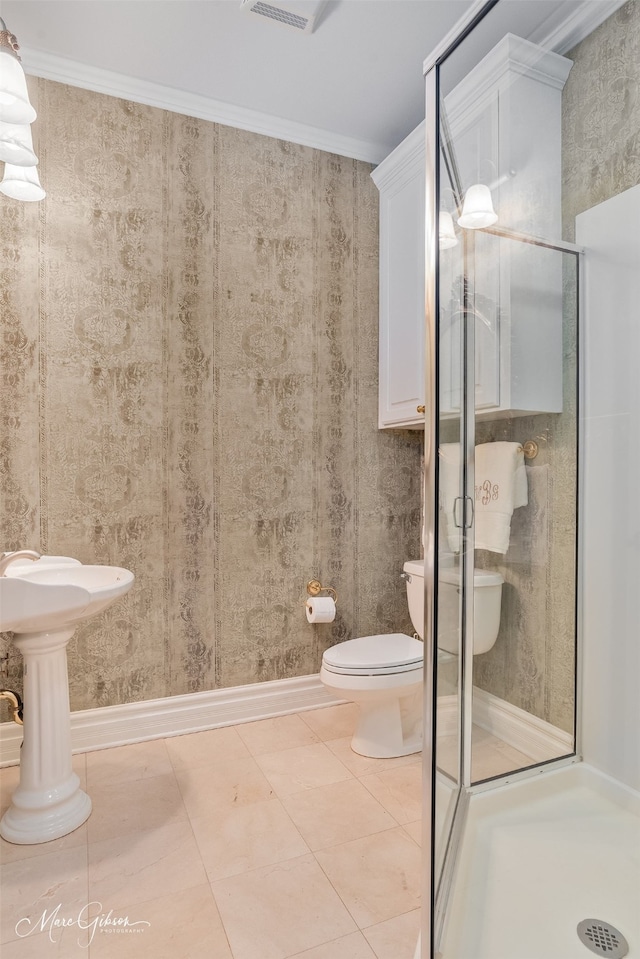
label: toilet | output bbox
[320,632,424,758]
[319,558,504,758]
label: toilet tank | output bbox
[403,559,425,639]
[439,567,503,655]
[402,560,503,654]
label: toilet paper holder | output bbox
[306,580,338,604]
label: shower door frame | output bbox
[421,2,585,956]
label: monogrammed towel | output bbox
[474,442,528,553]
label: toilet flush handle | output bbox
[400,571,412,583]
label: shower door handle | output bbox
[453,496,474,529]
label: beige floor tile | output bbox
[326,737,421,777]
[175,755,275,819]
[190,797,309,881]
[470,737,536,782]
[86,738,174,788]
[315,828,421,928]
[0,764,21,816]
[470,725,499,745]
[1,928,89,957]
[236,714,321,756]
[0,821,88,866]
[88,819,207,912]
[86,772,187,844]
[1,844,88,945]
[281,778,396,850]
[255,743,353,797]
[289,930,377,958]
[298,704,360,741]
[165,725,251,771]
[363,908,421,959]
[438,728,537,783]
[435,734,459,780]
[73,753,87,789]
[46,755,88,790]
[359,763,423,825]
[402,819,422,846]
[88,885,233,959]
[212,853,357,959]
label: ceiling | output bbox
[1,0,625,163]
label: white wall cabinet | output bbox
[372,35,572,429]
[371,123,426,428]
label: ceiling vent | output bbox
[240,0,325,34]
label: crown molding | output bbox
[20,47,387,166]
[371,120,425,189]
[423,0,628,77]
[530,0,628,54]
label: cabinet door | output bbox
[378,165,425,427]
[440,96,501,416]
[439,232,501,415]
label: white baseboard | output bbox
[0,675,343,767]
[0,677,573,768]
[437,688,573,764]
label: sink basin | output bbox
[0,560,134,633]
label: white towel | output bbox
[439,443,462,552]
[474,442,528,553]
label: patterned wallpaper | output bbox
[562,0,640,239]
[0,79,422,712]
[471,0,639,735]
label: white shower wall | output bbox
[578,183,640,793]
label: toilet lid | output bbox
[439,568,503,587]
[403,559,503,587]
[322,633,423,676]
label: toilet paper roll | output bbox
[305,596,336,624]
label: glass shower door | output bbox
[422,2,581,956]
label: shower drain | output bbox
[577,919,629,958]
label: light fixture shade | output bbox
[0,162,45,201]
[0,49,36,125]
[439,211,458,249]
[457,183,498,230]
[0,120,37,166]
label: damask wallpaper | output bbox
[472,0,639,735]
[0,79,422,713]
[562,0,640,239]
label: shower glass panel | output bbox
[423,2,581,955]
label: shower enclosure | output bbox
[420,1,591,955]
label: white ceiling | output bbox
[1,0,625,163]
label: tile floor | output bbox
[0,704,539,959]
[0,704,424,959]
[437,725,541,785]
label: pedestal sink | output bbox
[0,555,134,844]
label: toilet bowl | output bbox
[319,558,504,758]
[320,633,423,758]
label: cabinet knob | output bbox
[416,405,425,414]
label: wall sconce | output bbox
[0,17,45,201]
[439,211,458,250]
[0,162,45,201]
[457,183,497,230]
[0,120,37,166]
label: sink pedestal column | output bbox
[0,628,91,844]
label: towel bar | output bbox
[519,440,539,459]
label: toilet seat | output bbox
[321,633,423,677]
